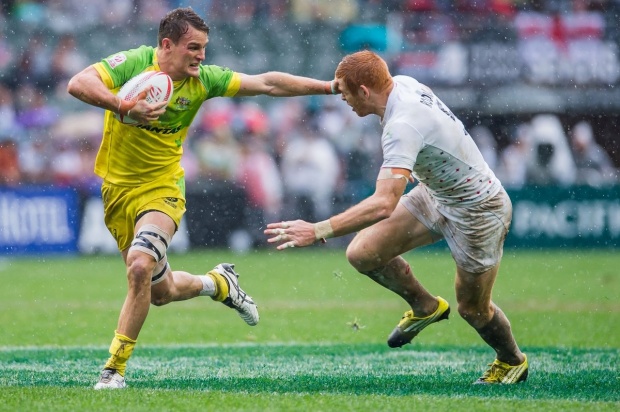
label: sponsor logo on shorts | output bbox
[107,53,127,68]
[164,197,178,208]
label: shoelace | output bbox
[225,268,252,304]
[481,363,505,382]
[228,274,248,304]
[100,369,116,381]
[400,311,414,321]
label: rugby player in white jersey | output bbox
[265,50,528,384]
[68,7,339,389]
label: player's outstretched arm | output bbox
[236,72,338,97]
[265,168,409,251]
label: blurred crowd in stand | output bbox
[0,0,618,245]
[471,115,618,189]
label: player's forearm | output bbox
[327,195,396,238]
[263,72,336,97]
[67,68,121,113]
[325,178,406,239]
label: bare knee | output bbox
[126,255,155,293]
[346,243,378,274]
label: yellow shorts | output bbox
[101,169,186,251]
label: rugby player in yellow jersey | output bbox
[67,7,339,389]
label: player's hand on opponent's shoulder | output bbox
[265,220,317,250]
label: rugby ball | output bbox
[115,71,173,124]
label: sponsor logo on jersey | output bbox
[420,91,433,108]
[107,53,127,68]
[135,124,183,134]
[173,96,191,111]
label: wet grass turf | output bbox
[0,248,618,411]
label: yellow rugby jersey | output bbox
[93,45,241,186]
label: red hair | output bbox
[335,50,391,92]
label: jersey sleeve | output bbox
[93,46,155,90]
[199,65,240,99]
[381,120,424,171]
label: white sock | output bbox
[198,275,216,296]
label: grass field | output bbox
[0,248,618,411]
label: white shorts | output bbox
[400,184,512,273]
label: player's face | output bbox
[337,78,372,117]
[166,25,208,79]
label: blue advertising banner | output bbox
[0,187,80,254]
[507,186,620,248]
[0,184,617,254]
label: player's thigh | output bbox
[103,172,186,253]
[134,210,178,237]
[347,202,434,268]
[102,182,140,252]
[134,171,186,235]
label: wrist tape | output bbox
[314,219,334,240]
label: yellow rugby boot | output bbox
[474,354,529,384]
[387,296,450,348]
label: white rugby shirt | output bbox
[380,76,501,206]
